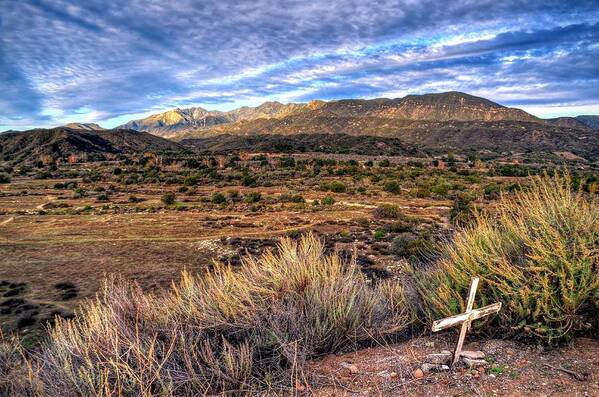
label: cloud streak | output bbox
[1,0,598,129]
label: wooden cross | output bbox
[431,277,502,365]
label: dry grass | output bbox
[2,233,415,396]
[417,172,598,344]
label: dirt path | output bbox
[0,216,15,226]
[0,221,321,245]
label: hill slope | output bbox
[182,121,599,161]
[575,115,599,129]
[0,128,184,164]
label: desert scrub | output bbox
[22,234,414,395]
[417,172,598,344]
[161,191,176,205]
[373,204,402,219]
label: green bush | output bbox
[391,233,431,258]
[417,173,598,345]
[240,174,256,187]
[183,175,198,186]
[450,195,475,226]
[413,187,430,198]
[374,229,386,240]
[280,193,305,203]
[388,219,415,233]
[0,173,10,184]
[391,232,417,257]
[373,204,402,219]
[483,183,501,199]
[430,182,450,196]
[212,192,227,204]
[161,192,176,205]
[244,191,262,203]
[321,181,346,193]
[96,193,109,202]
[321,195,335,205]
[383,181,401,194]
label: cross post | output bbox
[431,277,502,365]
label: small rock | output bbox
[422,363,450,373]
[389,371,397,378]
[463,357,488,368]
[461,350,486,360]
[340,361,358,374]
[414,368,424,379]
[295,382,306,392]
[377,370,391,379]
[425,352,452,365]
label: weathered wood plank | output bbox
[432,311,470,332]
[469,302,502,320]
[432,302,502,332]
[453,277,479,364]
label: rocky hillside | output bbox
[368,92,538,122]
[182,121,599,161]
[575,115,599,129]
[61,123,105,131]
[0,127,184,164]
[120,92,544,138]
[545,117,591,130]
[119,101,304,138]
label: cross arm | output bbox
[431,302,502,332]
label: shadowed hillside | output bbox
[0,128,184,164]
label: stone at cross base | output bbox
[430,277,502,366]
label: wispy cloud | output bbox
[1,0,598,129]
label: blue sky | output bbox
[1,0,598,130]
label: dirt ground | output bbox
[305,335,599,396]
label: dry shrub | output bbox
[27,233,414,396]
[0,332,37,396]
[417,172,598,344]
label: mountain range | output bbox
[117,92,599,139]
[2,92,599,164]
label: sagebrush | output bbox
[3,234,414,396]
[417,172,598,344]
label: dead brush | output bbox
[0,331,38,396]
[16,233,415,396]
[416,171,598,344]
